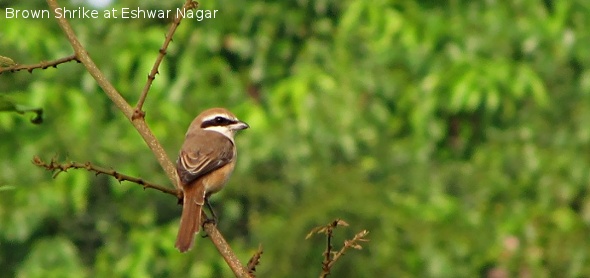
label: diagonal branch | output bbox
[45,1,249,277]
[204,222,253,278]
[32,156,178,196]
[133,0,199,120]
[0,54,79,75]
[46,0,177,188]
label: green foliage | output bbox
[0,56,16,67]
[0,96,43,124]
[2,0,590,277]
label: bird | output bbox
[175,107,249,252]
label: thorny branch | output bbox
[327,230,369,272]
[133,0,199,120]
[246,244,264,277]
[306,219,369,278]
[32,156,179,196]
[0,54,79,74]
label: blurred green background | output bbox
[2,0,590,277]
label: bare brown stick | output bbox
[45,0,248,276]
[133,0,199,120]
[306,219,369,278]
[32,156,178,196]
[203,221,252,278]
[326,230,369,273]
[0,54,79,75]
[246,244,264,276]
[323,223,336,275]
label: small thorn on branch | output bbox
[246,244,263,276]
[131,109,145,120]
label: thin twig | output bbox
[246,244,264,276]
[324,225,334,275]
[0,54,79,74]
[326,230,369,271]
[306,219,369,278]
[133,0,199,120]
[32,156,178,196]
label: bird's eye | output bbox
[215,117,225,123]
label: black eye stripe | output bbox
[200,116,236,128]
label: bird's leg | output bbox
[200,197,219,238]
[204,197,218,224]
[200,197,218,234]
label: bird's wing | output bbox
[176,132,235,185]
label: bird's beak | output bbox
[233,120,249,130]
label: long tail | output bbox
[175,184,204,252]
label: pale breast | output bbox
[201,158,236,194]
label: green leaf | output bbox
[0,96,44,124]
[0,55,16,67]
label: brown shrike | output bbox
[175,107,249,252]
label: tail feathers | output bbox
[175,187,204,252]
